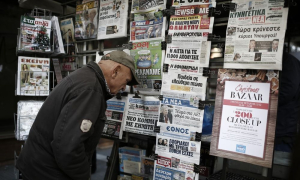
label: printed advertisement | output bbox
[123,94,160,136]
[165,39,211,67]
[130,40,163,91]
[210,69,279,168]
[172,0,215,6]
[97,0,128,39]
[224,0,288,70]
[161,71,207,100]
[131,0,166,13]
[168,4,215,39]
[130,17,166,42]
[17,56,50,96]
[154,163,186,180]
[158,95,204,129]
[103,97,127,139]
[75,0,98,39]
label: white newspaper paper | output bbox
[131,0,166,13]
[224,0,288,70]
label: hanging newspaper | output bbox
[51,16,65,54]
[75,0,98,39]
[161,71,207,100]
[97,0,128,40]
[103,97,127,139]
[130,40,163,91]
[165,39,211,67]
[224,0,288,70]
[133,10,163,21]
[17,56,50,96]
[168,3,215,40]
[158,94,204,129]
[155,155,199,180]
[131,0,166,13]
[172,0,215,6]
[123,94,160,136]
[130,17,166,42]
[155,124,201,164]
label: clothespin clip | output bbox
[98,51,104,56]
[198,100,211,110]
[195,132,202,142]
[154,125,160,133]
[158,95,164,101]
[163,64,169,73]
[203,68,210,77]
[194,164,200,173]
[161,7,175,16]
[116,93,122,100]
[161,41,167,50]
[208,7,221,17]
[133,91,141,98]
[166,35,172,44]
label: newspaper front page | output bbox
[123,94,160,136]
[158,95,204,129]
[97,0,128,39]
[130,17,166,42]
[155,124,201,164]
[224,0,288,70]
[130,40,164,92]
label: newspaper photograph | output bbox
[224,0,288,70]
[123,94,160,136]
[154,162,186,180]
[97,0,128,40]
[155,132,201,164]
[161,71,207,100]
[17,56,50,96]
[131,0,166,13]
[172,0,215,6]
[103,97,127,139]
[165,39,211,67]
[133,10,163,21]
[158,95,204,129]
[168,3,215,39]
[130,40,163,91]
[130,17,166,42]
[155,155,199,180]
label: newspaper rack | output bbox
[15,71,55,96]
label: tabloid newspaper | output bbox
[224,0,288,70]
[130,17,166,42]
[123,94,160,136]
[161,71,207,100]
[158,94,204,129]
[131,0,166,13]
[165,39,211,67]
[17,56,50,96]
[19,15,51,52]
[133,10,163,21]
[75,0,98,39]
[168,3,215,40]
[130,40,164,91]
[154,163,186,180]
[97,0,128,40]
[16,101,44,140]
[154,155,199,180]
[103,97,127,139]
[155,123,201,164]
[51,16,65,54]
[172,0,215,6]
[60,18,75,44]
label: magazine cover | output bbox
[51,16,65,54]
[119,153,142,173]
[19,15,51,52]
[158,94,204,129]
[103,97,127,139]
[210,69,279,168]
[154,162,186,180]
[97,0,128,40]
[168,3,215,39]
[17,56,50,96]
[130,40,163,92]
[123,94,160,136]
[60,18,75,44]
[75,0,98,39]
[224,0,288,70]
[131,0,166,13]
[16,101,44,140]
[130,17,166,42]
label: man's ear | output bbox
[112,65,121,79]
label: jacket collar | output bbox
[87,61,114,100]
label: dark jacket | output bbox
[17,61,113,180]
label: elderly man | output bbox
[16,51,139,180]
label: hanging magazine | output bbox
[51,16,65,54]
[75,0,98,39]
[18,15,51,52]
[17,56,50,96]
[60,18,75,44]
[223,0,288,70]
[130,40,163,92]
[97,0,128,40]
